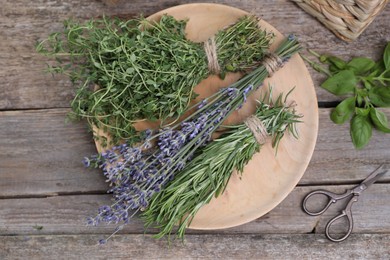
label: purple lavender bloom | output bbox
[82,157,90,167]
[243,85,253,103]
[86,216,95,226]
[243,85,253,94]
[176,161,185,171]
[224,87,239,97]
[288,34,296,40]
[119,143,128,153]
[144,129,153,138]
[142,140,152,149]
[198,99,208,109]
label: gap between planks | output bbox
[1,179,389,200]
[0,101,343,112]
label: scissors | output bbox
[302,164,388,242]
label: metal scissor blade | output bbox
[360,164,388,188]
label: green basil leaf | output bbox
[356,88,368,98]
[370,107,390,133]
[329,64,340,74]
[384,42,390,70]
[329,56,347,69]
[368,87,390,107]
[347,57,375,74]
[370,61,386,77]
[355,107,370,116]
[350,114,372,149]
[356,95,363,107]
[362,79,373,90]
[321,70,357,96]
[330,97,355,124]
[382,68,390,79]
[321,55,347,69]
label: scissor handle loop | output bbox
[302,190,340,216]
[325,196,358,242]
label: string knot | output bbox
[263,53,283,76]
[204,37,221,75]
[244,115,268,145]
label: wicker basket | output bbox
[291,0,389,41]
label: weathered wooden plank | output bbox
[0,0,389,109]
[1,184,389,236]
[0,234,389,259]
[301,108,390,185]
[1,108,389,197]
[0,109,108,197]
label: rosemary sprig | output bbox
[36,15,274,145]
[141,89,301,239]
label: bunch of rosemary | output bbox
[36,15,274,145]
[83,36,301,244]
[142,89,301,239]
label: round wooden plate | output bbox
[95,3,318,230]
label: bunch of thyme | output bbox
[142,88,301,239]
[83,36,301,244]
[36,15,274,145]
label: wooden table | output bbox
[1,0,389,259]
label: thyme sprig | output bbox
[142,88,301,239]
[36,15,274,145]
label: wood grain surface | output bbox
[1,0,390,258]
[1,184,389,236]
[1,234,389,260]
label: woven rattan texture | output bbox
[292,0,389,41]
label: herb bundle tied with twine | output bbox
[142,88,302,239]
[36,15,274,145]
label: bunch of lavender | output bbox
[142,88,302,239]
[83,36,301,244]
